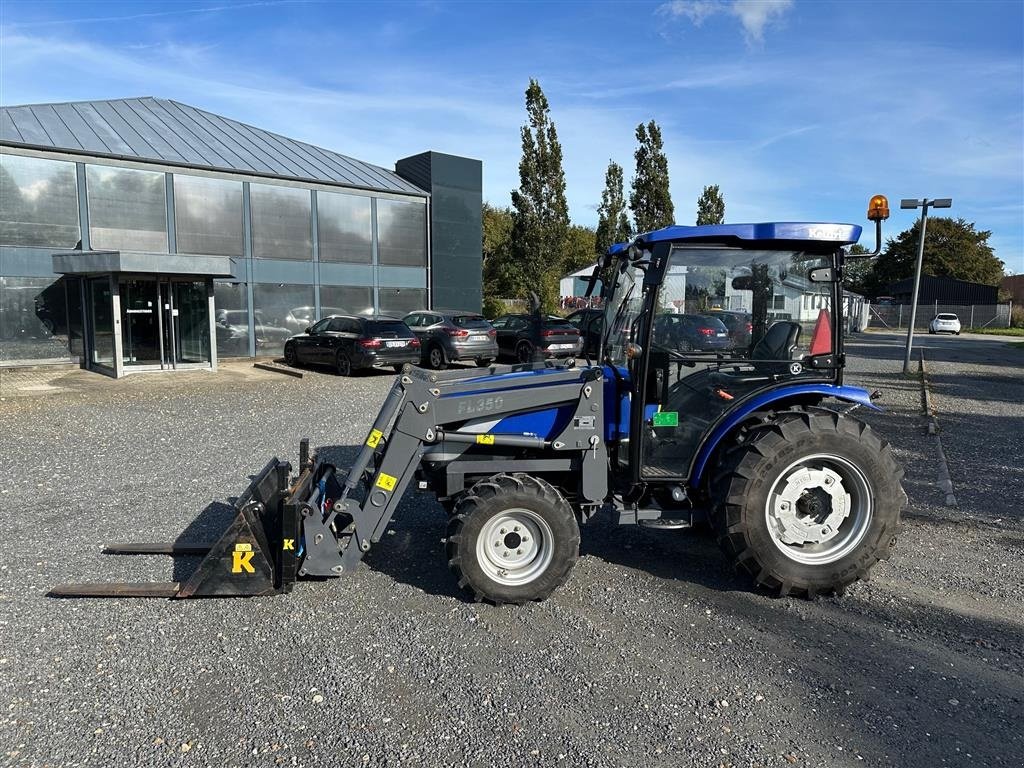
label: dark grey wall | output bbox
[396,152,482,312]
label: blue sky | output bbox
[2,0,1022,272]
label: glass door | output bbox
[120,279,161,367]
[158,279,210,368]
[172,281,210,364]
[87,276,114,368]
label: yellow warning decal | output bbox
[375,472,397,491]
[282,538,295,550]
[366,429,384,448]
[231,542,255,573]
[475,434,495,445]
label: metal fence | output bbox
[867,302,1012,330]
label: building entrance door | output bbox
[122,279,161,366]
[115,277,211,371]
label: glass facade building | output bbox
[0,97,481,374]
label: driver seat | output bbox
[752,321,801,360]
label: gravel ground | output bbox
[1,345,1022,768]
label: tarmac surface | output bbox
[1,333,1022,768]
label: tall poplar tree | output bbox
[509,79,569,310]
[595,160,632,256]
[696,184,726,225]
[629,120,674,234]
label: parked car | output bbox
[283,315,420,375]
[929,313,961,335]
[402,310,498,369]
[283,306,349,333]
[490,314,581,363]
[653,313,732,352]
[708,310,753,348]
[564,308,604,357]
[215,310,292,351]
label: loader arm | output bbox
[302,364,610,577]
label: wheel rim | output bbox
[285,345,295,364]
[430,348,443,368]
[475,508,554,586]
[517,343,531,363]
[337,353,350,375]
[764,453,873,565]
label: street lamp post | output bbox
[900,197,952,373]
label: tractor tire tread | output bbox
[446,473,579,605]
[710,408,905,599]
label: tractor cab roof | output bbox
[608,222,862,256]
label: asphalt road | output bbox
[1,339,1021,768]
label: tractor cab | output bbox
[597,222,866,503]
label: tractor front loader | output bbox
[53,196,906,603]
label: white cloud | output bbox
[658,0,795,43]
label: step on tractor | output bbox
[53,195,906,603]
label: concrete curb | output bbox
[918,350,958,508]
[253,362,304,378]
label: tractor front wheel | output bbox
[712,410,905,598]
[447,474,579,604]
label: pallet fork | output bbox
[50,442,316,598]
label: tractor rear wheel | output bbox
[447,473,579,604]
[711,409,905,598]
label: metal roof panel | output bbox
[68,103,134,155]
[5,106,54,146]
[29,105,84,151]
[1,97,427,196]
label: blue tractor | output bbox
[54,197,905,603]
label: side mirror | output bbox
[304,326,313,334]
[731,276,752,290]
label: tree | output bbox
[865,217,1004,297]
[696,184,725,225]
[481,203,515,298]
[629,120,674,234]
[509,79,570,311]
[595,161,631,256]
[841,244,872,295]
[563,224,598,277]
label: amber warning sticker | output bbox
[366,429,384,448]
[475,434,495,445]
[375,472,397,491]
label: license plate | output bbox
[549,343,574,350]
[385,340,406,348]
[717,333,728,337]
[470,335,487,342]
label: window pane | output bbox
[377,199,426,266]
[318,191,372,263]
[252,283,314,356]
[87,165,167,251]
[0,154,80,247]
[320,285,374,317]
[379,287,426,315]
[174,175,243,256]
[250,184,311,260]
[0,276,75,363]
[214,282,249,358]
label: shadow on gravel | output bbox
[930,411,1024,524]
[928,371,1024,405]
[846,334,1018,368]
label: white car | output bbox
[928,313,961,335]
